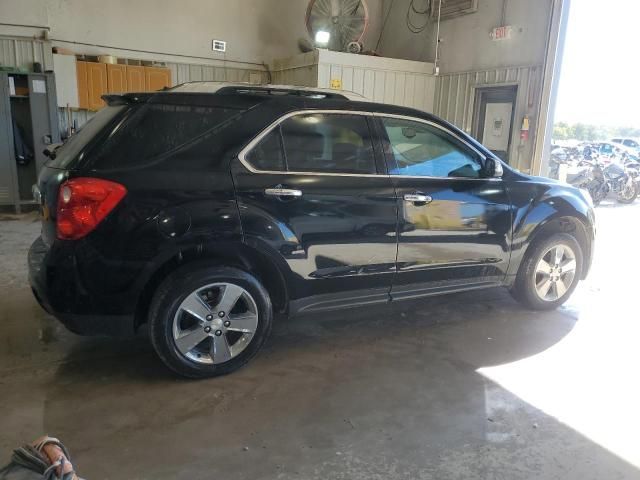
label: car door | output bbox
[375,114,512,300]
[232,110,398,313]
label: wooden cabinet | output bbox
[77,61,107,111]
[76,61,89,110]
[125,66,145,92]
[77,62,172,110]
[86,62,107,110]
[106,64,127,93]
[145,67,171,91]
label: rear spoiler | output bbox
[102,93,153,106]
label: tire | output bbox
[616,181,638,204]
[511,233,583,310]
[589,185,606,206]
[149,265,273,378]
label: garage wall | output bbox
[436,0,553,73]
[376,0,437,63]
[435,65,542,172]
[1,0,384,69]
[0,0,297,67]
[378,0,553,72]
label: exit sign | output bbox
[490,25,513,41]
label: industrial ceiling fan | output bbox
[305,0,369,53]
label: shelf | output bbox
[10,95,29,99]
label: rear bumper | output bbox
[28,236,135,337]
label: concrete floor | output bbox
[0,202,639,479]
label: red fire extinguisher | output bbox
[520,115,530,141]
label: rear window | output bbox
[47,106,125,169]
[88,103,241,170]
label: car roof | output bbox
[154,80,447,123]
[170,81,367,101]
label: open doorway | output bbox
[472,85,518,164]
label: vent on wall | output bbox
[432,0,478,19]
[212,40,227,52]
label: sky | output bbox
[554,0,640,128]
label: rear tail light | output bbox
[56,177,127,240]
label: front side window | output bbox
[381,117,483,179]
[244,113,377,175]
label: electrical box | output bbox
[212,40,227,52]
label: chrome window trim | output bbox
[237,109,499,181]
[237,110,383,178]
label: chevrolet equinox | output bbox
[29,83,596,377]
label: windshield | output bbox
[47,106,126,169]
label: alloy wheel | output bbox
[172,283,259,365]
[533,244,577,302]
[619,181,636,201]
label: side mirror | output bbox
[486,158,503,178]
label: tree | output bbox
[552,122,640,142]
[553,122,572,140]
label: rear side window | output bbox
[244,113,377,174]
[89,103,240,170]
[47,106,125,169]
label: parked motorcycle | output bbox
[622,154,640,198]
[582,158,637,204]
[549,144,637,204]
[564,160,607,205]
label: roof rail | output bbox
[215,85,349,100]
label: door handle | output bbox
[265,187,303,198]
[404,193,432,204]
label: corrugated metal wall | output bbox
[317,63,436,112]
[0,36,53,72]
[271,51,436,112]
[271,65,318,88]
[166,63,268,86]
[434,65,542,172]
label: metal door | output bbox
[472,86,517,164]
[0,73,19,209]
[29,73,60,173]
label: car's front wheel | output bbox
[149,265,272,378]
[511,233,583,310]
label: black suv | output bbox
[29,83,595,377]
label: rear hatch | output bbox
[35,105,127,246]
[36,92,262,246]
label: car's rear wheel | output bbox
[149,266,272,378]
[511,233,583,310]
